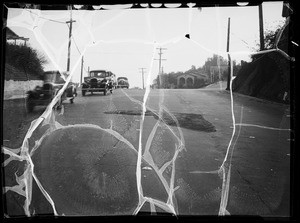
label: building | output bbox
[6,27,29,45]
[176,70,209,88]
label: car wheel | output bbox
[82,90,86,96]
[73,88,77,97]
[26,96,35,113]
[55,96,63,109]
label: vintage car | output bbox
[26,70,77,112]
[81,70,116,96]
[117,77,129,89]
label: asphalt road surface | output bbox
[3,87,291,217]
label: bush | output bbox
[5,43,47,79]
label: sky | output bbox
[6,2,285,88]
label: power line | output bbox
[66,23,82,56]
[28,9,89,75]
[66,24,89,74]
[26,9,66,24]
[65,23,90,76]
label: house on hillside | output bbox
[6,27,29,45]
[176,70,209,88]
[4,28,43,99]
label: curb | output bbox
[221,90,289,107]
[4,95,26,100]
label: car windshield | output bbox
[3,1,293,219]
[90,71,106,78]
[43,72,56,83]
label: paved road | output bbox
[4,87,291,216]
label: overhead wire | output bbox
[65,22,89,73]
[27,9,89,73]
[26,9,66,24]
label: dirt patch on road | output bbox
[104,110,216,132]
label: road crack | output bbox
[235,168,274,214]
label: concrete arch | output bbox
[177,74,195,88]
[186,77,194,88]
[178,77,185,88]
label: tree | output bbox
[254,21,285,51]
[190,65,196,70]
[264,27,281,49]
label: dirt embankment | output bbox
[232,51,290,104]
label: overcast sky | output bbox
[6,2,284,88]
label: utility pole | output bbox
[66,7,76,72]
[80,56,84,86]
[139,68,146,89]
[154,47,167,88]
[259,3,264,51]
[226,17,231,91]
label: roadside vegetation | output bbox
[232,20,290,103]
[5,42,47,80]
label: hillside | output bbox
[5,63,40,81]
[232,51,290,104]
[5,43,46,81]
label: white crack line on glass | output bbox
[234,123,292,131]
[120,87,186,215]
[149,198,157,215]
[189,37,294,62]
[120,89,185,149]
[4,5,293,216]
[119,38,186,215]
[120,90,186,204]
[218,106,244,215]
[81,10,97,44]
[183,16,293,212]
[218,54,235,216]
[133,43,158,214]
[29,10,69,74]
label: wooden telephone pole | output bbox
[154,47,167,88]
[259,4,264,51]
[80,56,84,86]
[139,68,146,89]
[66,7,76,72]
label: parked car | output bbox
[26,70,77,112]
[117,77,129,89]
[81,70,116,96]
